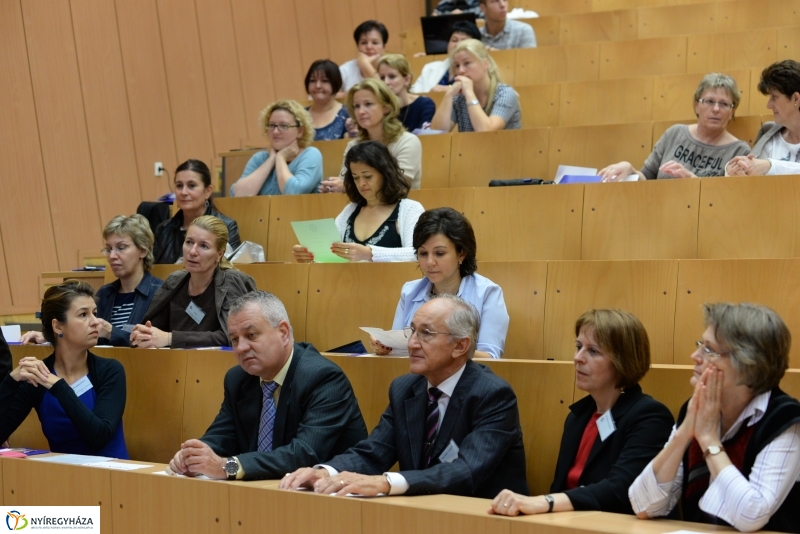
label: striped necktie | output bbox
[257,381,279,452]
[423,387,443,467]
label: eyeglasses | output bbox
[266,123,300,132]
[101,244,132,256]
[695,340,731,361]
[404,326,452,343]
[697,98,734,110]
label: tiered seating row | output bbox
[9,345,800,496]
[212,176,800,263]
[119,257,800,368]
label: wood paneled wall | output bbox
[0,0,424,314]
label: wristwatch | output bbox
[544,494,555,513]
[704,444,725,459]
[467,99,480,107]
[224,457,239,480]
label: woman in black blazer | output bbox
[490,309,674,516]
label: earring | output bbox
[58,333,63,338]
[204,199,210,210]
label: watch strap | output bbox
[544,494,555,513]
[703,444,725,459]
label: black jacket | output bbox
[0,329,11,383]
[551,384,674,513]
[153,204,241,264]
[200,342,368,480]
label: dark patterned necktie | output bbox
[423,387,444,467]
[257,381,279,452]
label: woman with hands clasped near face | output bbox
[338,20,388,93]
[293,141,423,263]
[430,38,521,132]
[629,303,800,533]
[377,54,436,132]
[319,78,423,193]
[131,216,256,349]
[0,281,129,458]
[726,60,800,177]
[370,207,508,358]
[600,73,750,181]
[229,100,322,196]
[491,310,673,517]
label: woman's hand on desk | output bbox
[130,321,170,348]
[20,331,46,344]
[599,161,636,182]
[369,335,393,355]
[331,242,372,262]
[292,245,314,263]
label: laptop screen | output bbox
[421,13,478,55]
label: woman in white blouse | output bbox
[726,60,800,177]
[628,302,800,533]
[293,141,423,263]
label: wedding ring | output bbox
[345,248,349,254]
[340,480,345,486]
[504,503,509,507]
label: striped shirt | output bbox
[109,292,136,330]
[628,390,800,532]
[451,83,521,132]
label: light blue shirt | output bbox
[391,273,509,359]
[229,147,322,196]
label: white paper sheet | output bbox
[359,327,409,355]
[31,454,112,465]
[152,470,211,480]
[554,165,598,184]
[84,461,153,471]
[1,324,21,342]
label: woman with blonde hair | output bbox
[318,78,422,193]
[377,54,436,132]
[230,100,322,196]
[22,215,164,347]
[430,38,521,132]
[131,216,256,348]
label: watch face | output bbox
[225,458,238,476]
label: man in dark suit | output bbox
[167,291,367,480]
[281,294,528,498]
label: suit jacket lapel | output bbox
[273,344,301,447]
[584,385,642,469]
[237,376,263,451]
[405,378,429,470]
[428,361,477,464]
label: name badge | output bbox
[596,411,616,442]
[70,375,93,397]
[186,300,206,325]
[438,439,459,464]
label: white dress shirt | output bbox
[319,363,468,495]
[629,390,800,532]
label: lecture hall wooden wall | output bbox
[0,0,425,315]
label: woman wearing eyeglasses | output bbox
[629,303,800,533]
[229,100,323,196]
[21,215,163,348]
[599,73,751,181]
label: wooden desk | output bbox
[1,457,781,534]
[40,270,105,296]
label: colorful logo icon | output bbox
[5,511,28,530]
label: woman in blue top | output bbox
[229,100,323,196]
[371,207,509,358]
[377,54,436,132]
[305,59,353,141]
[21,215,163,347]
[0,280,128,458]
